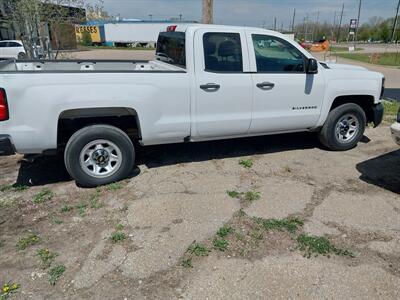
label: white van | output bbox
[0,40,26,59]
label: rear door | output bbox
[193,29,252,138]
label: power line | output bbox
[355,0,362,42]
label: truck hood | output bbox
[323,62,368,71]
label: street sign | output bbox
[349,19,357,29]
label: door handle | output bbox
[256,82,275,90]
[200,83,220,92]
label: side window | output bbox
[252,34,305,73]
[0,42,6,48]
[203,32,243,72]
[8,42,21,47]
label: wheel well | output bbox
[330,95,375,124]
[57,107,141,148]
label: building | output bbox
[79,20,196,47]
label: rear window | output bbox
[156,31,186,68]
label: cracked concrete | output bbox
[182,254,400,300]
[121,193,240,278]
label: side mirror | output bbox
[306,58,318,74]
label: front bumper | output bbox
[372,103,384,127]
[0,135,16,156]
[391,123,400,146]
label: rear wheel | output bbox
[319,103,366,151]
[17,52,26,59]
[64,125,135,187]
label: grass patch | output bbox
[180,257,193,268]
[89,191,103,209]
[16,234,40,250]
[227,190,240,198]
[217,225,234,238]
[106,182,123,191]
[188,242,210,257]
[0,240,4,248]
[1,282,20,299]
[239,159,253,169]
[48,265,66,285]
[33,189,54,204]
[337,52,400,66]
[254,217,304,234]
[383,100,399,123]
[76,202,87,216]
[0,185,29,192]
[243,191,261,202]
[297,234,355,258]
[329,46,363,52]
[60,205,73,213]
[115,223,124,230]
[226,190,261,202]
[37,248,58,269]
[213,238,228,251]
[110,231,126,244]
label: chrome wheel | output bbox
[335,114,359,144]
[79,139,122,179]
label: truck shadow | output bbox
[356,149,400,194]
[14,132,322,187]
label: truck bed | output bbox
[0,59,185,73]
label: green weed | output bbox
[16,234,40,250]
[217,225,234,238]
[60,205,73,213]
[106,182,123,191]
[297,234,355,258]
[254,217,304,233]
[110,231,126,244]
[1,282,19,299]
[227,190,240,199]
[213,238,228,251]
[239,159,254,169]
[181,257,193,268]
[76,203,87,216]
[33,189,54,204]
[37,248,58,269]
[243,191,261,202]
[188,242,210,257]
[48,265,66,285]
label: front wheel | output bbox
[319,103,366,151]
[64,125,135,187]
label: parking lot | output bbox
[1,122,399,298]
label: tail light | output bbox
[0,89,9,121]
[167,25,177,32]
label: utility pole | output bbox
[274,17,277,31]
[202,0,213,24]
[355,0,362,42]
[337,3,344,42]
[291,8,296,32]
[179,14,183,22]
[149,14,153,21]
[391,0,400,42]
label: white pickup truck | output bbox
[0,24,384,187]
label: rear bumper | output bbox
[372,103,384,127]
[391,123,400,146]
[0,135,16,156]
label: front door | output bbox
[247,32,325,133]
[193,29,253,138]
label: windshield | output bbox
[156,31,186,68]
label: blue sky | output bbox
[87,0,399,29]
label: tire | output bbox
[64,125,135,187]
[318,103,366,151]
[17,52,26,59]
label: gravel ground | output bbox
[0,125,399,299]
